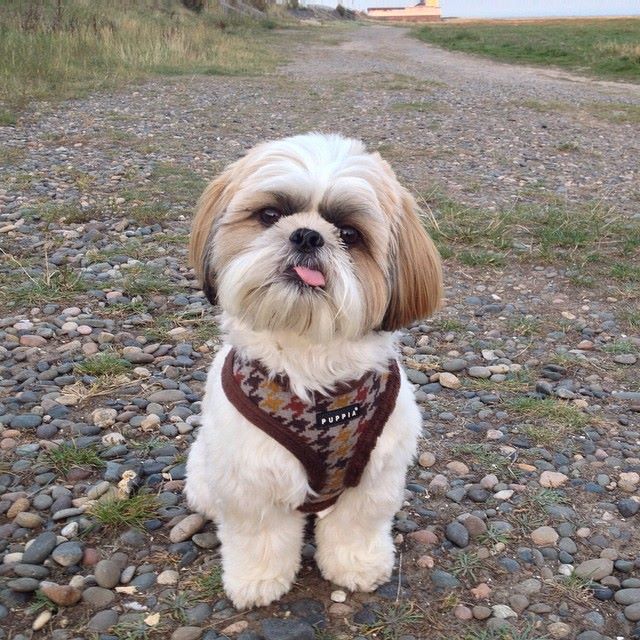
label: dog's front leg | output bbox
[217,502,306,609]
[314,458,406,592]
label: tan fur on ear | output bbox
[381,190,442,331]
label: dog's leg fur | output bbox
[217,502,306,609]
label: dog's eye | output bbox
[257,208,282,226]
[339,226,360,247]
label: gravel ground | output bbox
[1,23,639,640]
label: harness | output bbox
[221,349,401,513]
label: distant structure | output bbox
[367,0,441,21]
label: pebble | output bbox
[51,541,84,567]
[87,609,119,632]
[157,569,180,585]
[468,366,491,378]
[40,581,82,606]
[171,628,204,640]
[92,407,118,428]
[418,451,436,467]
[574,558,614,580]
[540,471,569,488]
[260,618,315,640]
[32,610,53,631]
[445,521,469,548]
[94,559,121,588]
[530,526,559,547]
[82,586,116,608]
[169,514,205,543]
[22,531,58,564]
[330,590,347,602]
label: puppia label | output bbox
[316,404,361,427]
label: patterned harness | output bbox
[221,349,401,513]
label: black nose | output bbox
[289,228,324,252]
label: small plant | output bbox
[458,250,506,267]
[451,551,482,581]
[184,564,224,601]
[506,397,588,434]
[45,443,105,475]
[161,591,190,623]
[120,264,174,297]
[602,339,638,354]
[8,265,89,308]
[89,493,160,531]
[28,591,58,615]
[450,443,517,477]
[75,352,132,377]
[360,602,425,640]
[111,619,152,640]
[478,524,511,546]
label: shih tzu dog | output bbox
[185,132,442,609]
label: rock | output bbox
[8,577,40,592]
[20,334,47,347]
[619,472,640,492]
[92,408,118,428]
[530,526,558,547]
[14,512,43,529]
[169,514,205,543]
[428,474,449,495]
[260,618,315,640]
[408,529,438,545]
[157,569,179,585]
[470,583,492,599]
[619,499,640,518]
[22,532,57,564]
[614,354,637,365]
[439,372,461,389]
[94,559,121,589]
[32,609,52,631]
[472,605,492,620]
[330,590,346,603]
[442,359,467,372]
[7,497,30,518]
[171,627,203,640]
[446,461,469,475]
[574,558,614,581]
[625,603,640,622]
[52,541,83,567]
[453,604,473,620]
[540,471,569,488]
[418,452,436,468]
[82,586,116,608]
[492,604,518,619]
[445,521,469,548]
[40,581,82,606]
[468,366,491,378]
[548,622,572,638]
[148,389,186,403]
[462,515,487,538]
[431,569,460,589]
[222,621,249,635]
[615,589,640,605]
[87,609,119,632]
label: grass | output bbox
[45,443,105,475]
[413,18,640,81]
[0,0,282,112]
[602,339,639,354]
[89,493,160,531]
[461,624,549,640]
[478,524,511,547]
[27,591,58,615]
[451,551,482,581]
[119,264,174,297]
[450,443,518,477]
[111,619,154,640]
[75,352,132,377]
[509,489,570,534]
[183,565,224,601]
[359,602,424,640]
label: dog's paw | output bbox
[316,544,394,592]
[225,574,294,609]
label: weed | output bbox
[458,250,506,267]
[111,619,152,640]
[619,309,640,331]
[478,524,511,547]
[6,265,89,309]
[506,316,541,337]
[360,602,425,640]
[161,591,190,623]
[556,141,580,152]
[119,264,174,297]
[28,591,58,615]
[434,318,467,333]
[451,551,482,581]
[602,339,638,354]
[0,109,17,126]
[89,493,160,531]
[75,353,132,377]
[506,397,588,435]
[462,622,548,640]
[45,443,105,475]
[183,564,224,601]
[450,444,518,477]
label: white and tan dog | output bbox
[185,133,442,609]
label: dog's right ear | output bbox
[189,166,236,305]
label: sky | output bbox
[325,0,640,17]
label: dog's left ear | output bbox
[381,189,443,331]
[189,166,236,305]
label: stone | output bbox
[20,335,47,347]
[14,512,43,528]
[7,497,30,518]
[82,586,116,608]
[530,526,558,547]
[157,570,179,585]
[625,603,640,622]
[439,372,461,389]
[330,590,346,603]
[32,610,52,631]
[8,577,40,592]
[260,618,315,640]
[94,559,121,589]
[40,582,82,606]
[574,558,614,581]
[540,471,569,488]
[446,461,469,475]
[445,521,469,547]
[619,499,640,518]
[52,541,83,567]
[149,389,186,403]
[22,532,57,564]
[169,514,205,543]
[171,627,203,640]
[492,604,518,619]
[615,589,640,605]
[468,366,491,378]
[548,622,572,638]
[87,609,119,632]
[470,583,492,599]
[92,408,118,428]
[222,621,249,635]
[462,515,487,538]
[430,570,460,589]
[418,452,436,468]
[453,604,473,620]
[408,529,438,545]
[472,605,492,620]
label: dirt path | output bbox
[0,23,639,640]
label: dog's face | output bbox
[190,133,442,341]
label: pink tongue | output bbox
[293,266,326,287]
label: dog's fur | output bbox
[185,133,442,609]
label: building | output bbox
[367,0,441,21]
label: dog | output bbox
[185,132,442,609]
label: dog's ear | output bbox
[381,189,442,331]
[189,167,236,305]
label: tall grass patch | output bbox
[0,0,280,111]
[413,19,640,81]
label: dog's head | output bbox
[190,133,442,342]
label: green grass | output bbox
[450,443,518,477]
[602,339,639,354]
[89,493,160,531]
[27,591,58,615]
[0,0,282,111]
[413,18,640,81]
[119,264,174,297]
[451,551,482,581]
[478,524,511,547]
[75,353,132,377]
[45,443,105,475]
[184,565,224,601]
[360,602,424,640]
